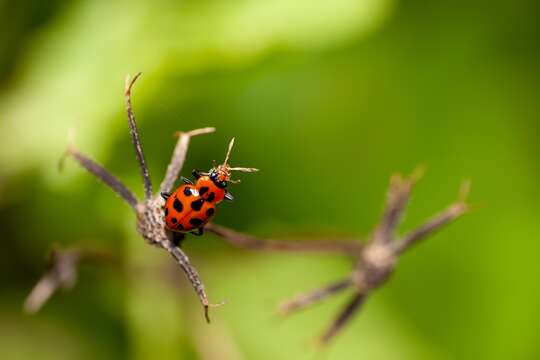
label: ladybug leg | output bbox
[172,232,185,247]
[181,177,194,185]
[160,192,171,200]
[224,191,234,201]
[192,169,210,179]
[192,169,202,179]
[190,227,204,236]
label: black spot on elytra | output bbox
[173,198,183,212]
[177,224,184,231]
[183,187,192,196]
[206,208,215,217]
[191,198,204,211]
[171,217,177,224]
[189,218,204,227]
[199,186,209,196]
[206,192,215,202]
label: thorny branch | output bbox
[125,73,153,199]
[160,127,216,194]
[50,73,218,321]
[275,174,470,343]
[33,72,348,321]
[60,140,139,210]
[26,73,470,344]
[279,277,354,315]
[205,223,363,255]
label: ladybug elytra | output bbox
[162,138,257,243]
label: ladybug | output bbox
[161,138,257,245]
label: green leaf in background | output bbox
[0,0,393,178]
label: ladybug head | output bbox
[208,138,258,188]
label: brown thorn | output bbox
[174,127,217,138]
[160,127,216,194]
[458,179,471,203]
[279,278,353,315]
[391,183,471,255]
[124,71,153,199]
[409,165,426,185]
[184,127,216,137]
[205,223,364,255]
[319,292,367,345]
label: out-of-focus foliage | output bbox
[1,0,539,359]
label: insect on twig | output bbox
[60,73,220,322]
[26,73,471,344]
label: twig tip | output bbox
[59,129,77,172]
[458,179,471,202]
[277,301,292,316]
[125,72,142,96]
[410,165,426,184]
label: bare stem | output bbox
[160,127,216,194]
[320,292,367,344]
[161,239,218,323]
[372,172,416,244]
[392,201,468,255]
[279,277,353,315]
[125,72,153,199]
[205,223,363,255]
[62,143,139,209]
[24,248,116,314]
[276,175,470,345]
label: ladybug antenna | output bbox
[229,167,259,173]
[223,137,235,166]
[222,137,259,173]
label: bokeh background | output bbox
[1,0,539,359]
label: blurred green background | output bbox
[1,0,539,359]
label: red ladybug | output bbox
[161,138,257,244]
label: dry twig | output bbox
[24,247,116,314]
[274,174,470,343]
[50,73,219,321]
[27,74,469,343]
[205,223,363,255]
[29,73,365,321]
